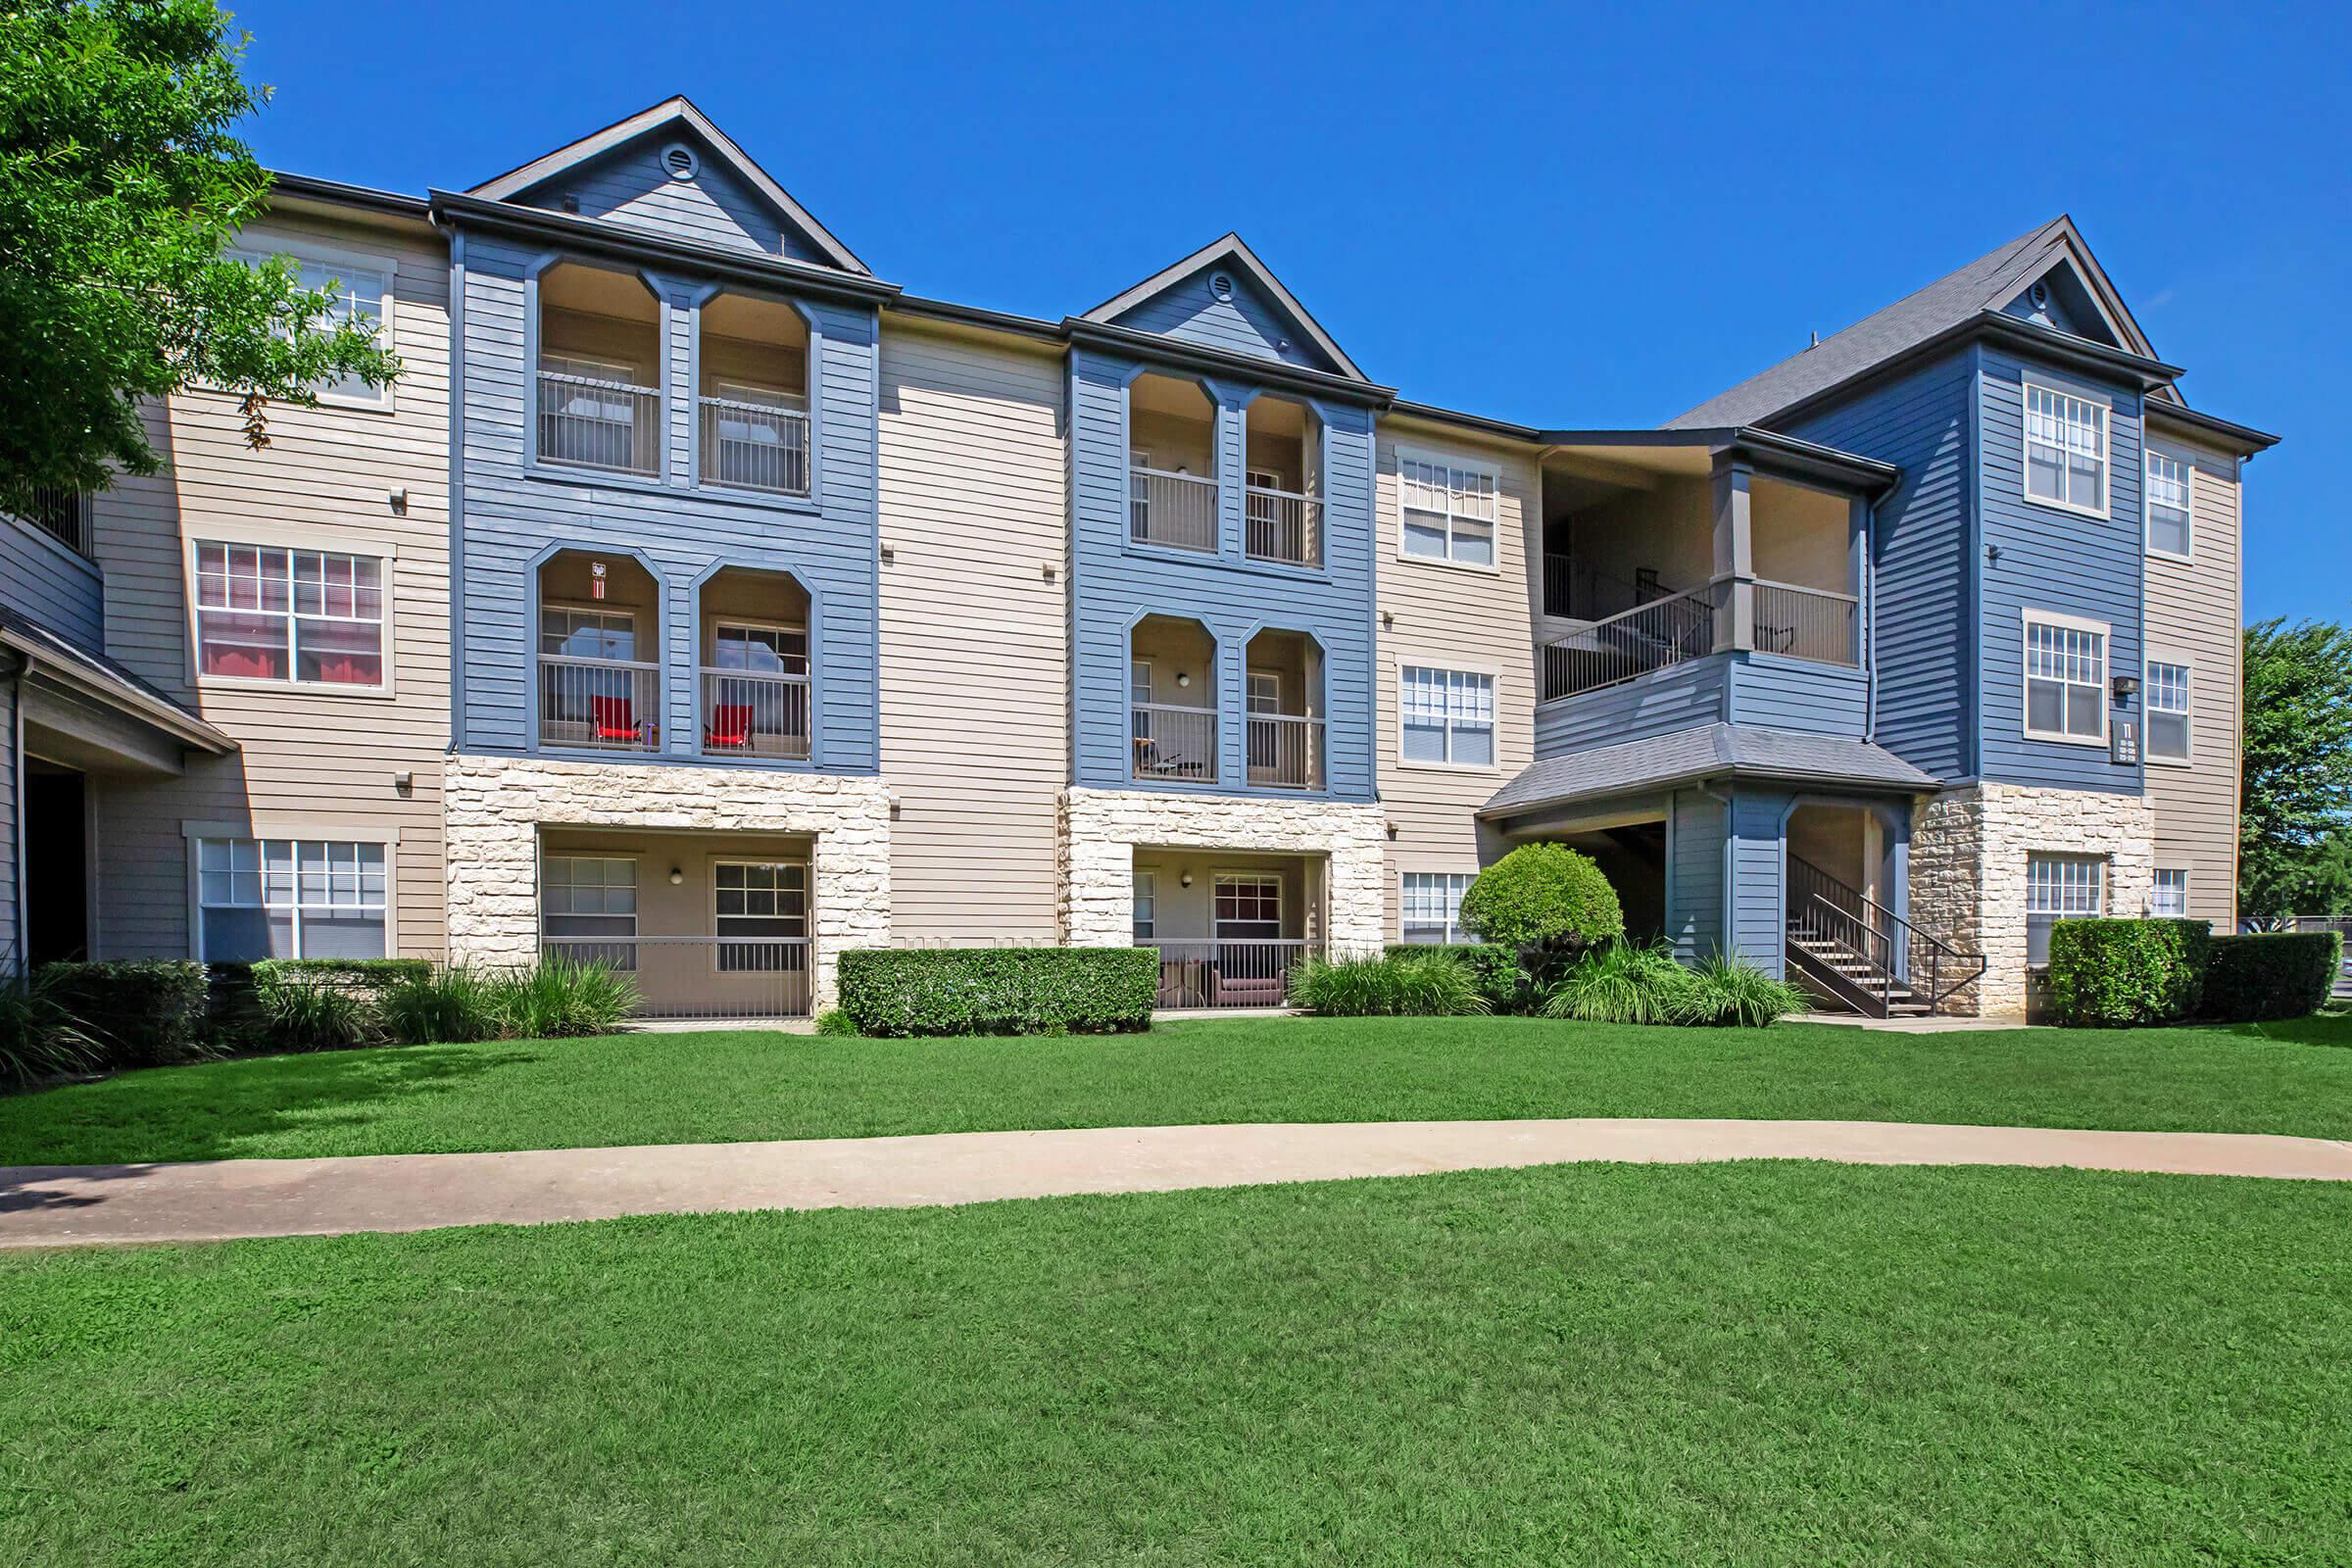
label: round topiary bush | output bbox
[1458,843,1625,956]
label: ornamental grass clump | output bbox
[0,968,100,1089]
[1288,953,1490,1017]
[1542,940,1692,1025]
[378,966,506,1045]
[1678,955,1808,1028]
[491,955,639,1039]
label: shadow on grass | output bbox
[2226,1013,2352,1050]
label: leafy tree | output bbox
[1458,843,1625,955]
[0,0,399,514]
[2239,618,2352,915]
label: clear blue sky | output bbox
[230,0,2345,624]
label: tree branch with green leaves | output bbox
[2240,617,2352,916]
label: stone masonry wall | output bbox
[1060,787,1389,952]
[443,753,892,1010]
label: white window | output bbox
[1214,874,1282,939]
[541,606,637,662]
[2152,868,2189,916]
[1400,665,1495,766]
[234,245,392,408]
[1129,660,1153,707]
[711,620,808,677]
[1247,670,1281,714]
[195,542,386,687]
[1398,455,1498,566]
[2145,451,2191,559]
[198,837,387,960]
[2145,660,2191,763]
[2024,384,2106,514]
[2024,616,2107,744]
[712,861,807,973]
[2026,854,2105,966]
[1400,871,1476,944]
[1133,870,1156,941]
[542,855,637,969]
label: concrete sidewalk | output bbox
[7,1118,2350,1250]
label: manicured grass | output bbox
[5,1012,2350,1166]
[5,1161,2347,1564]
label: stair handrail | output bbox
[1788,855,1984,1010]
[1790,892,1895,1011]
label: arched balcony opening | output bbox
[1243,396,1322,566]
[699,293,810,498]
[1244,628,1325,790]
[699,567,811,760]
[538,550,662,752]
[536,263,662,476]
[1127,374,1218,554]
[1129,614,1217,783]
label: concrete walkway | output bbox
[6,1119,2350,1250]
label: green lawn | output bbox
[3,1012,2348,1165]
[5,1161,2346,1565]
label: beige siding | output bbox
[2143,435,2243,926]
[1373,416,1545,937]
[876,320,1068,940]
[91,211,453,958]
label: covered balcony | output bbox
[698,292,810,498]
[536,263,662,477]
[1127,372,1219,554]
[1131,851,1327,1009]
[1243,394,1323,567]
[1244,628,1325,791]
[699,566,810,760]
[537,550,661,752]
[1129,614,1217,784]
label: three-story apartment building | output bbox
[0,98,2273,1019]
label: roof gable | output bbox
[470,97,867,273]
[1081,234,1365,380]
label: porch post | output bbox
[1710,457,1755,652]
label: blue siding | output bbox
[1727,786,1794,975]
[1110,267,1340,375]
[1974,348,2144,795]
[1067,348,1376,800]
[0,519,102,652]
[520,140,836,266]
[1725,656,1868,737]
[1666,788,1725,962]
[1785,353,1974,781]
[452,231,879,770]
[1535,661,1726,759]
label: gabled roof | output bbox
[1665,216,2165,430]
[1079,233,1368,381]
[1480,723,1937,821]
[467,95,869,275]
[0,606,234,756]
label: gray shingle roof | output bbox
[1480,723,1938,820]
[0,604,234,752]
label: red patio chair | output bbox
[589,695,640,744]
[705,703,755,749]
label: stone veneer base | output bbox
[442,754,892,1010]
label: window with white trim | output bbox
[2024,384,2106,513]
[713,861,808,973]
[1398,456,1498,566]
[197,837,387,960]
[2145,661,2191,762]
[540,606,637,662]
[2145,451,2191,558]
[541,856,637,969]
[2026,854,2105,966]
[1400,871,1476,944]
[195,543,385,687]
[1132,870,1156,941]
[2152,868,2189,917]
[711,620,808,677]
[233,246,391,407]
[1247,670,1281,714]
[1213,874,1282,939]
[1400,665,1495,765]
[2024,617,2107,743]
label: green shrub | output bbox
[252,957,431,995]
[256,972,379,1052]
[1679,955,1808,1028]
[1458,844,1624,956]
[1385,943,1525,1010]
[2044,919,2212,1027]
[812,1008,859,1037]
[1290,953,1491,1017]
[2203,932,2341,1023]
[837,948,1156,1037]
[1542,939,1691,1025]
[39,960,211,1069]
[378,967,505,1045]
[491,956,638,1039]
[0,967,100,1089]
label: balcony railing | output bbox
[541,936,811,1020]
[1140,938,1319,1008]
[1130,467,1218,554]
[537,369,661,476]
[1752,580,1860,666]
[539,654,662,752]
[699,395,810,497]
[1247,713,1324,790]
[1245,484,1322,567]
[13,486,92,557]
[1542,581,1727,701]
[701,667,810,760]
[1132,702,1216,783]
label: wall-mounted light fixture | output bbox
[668,867,684,886]
[1175,671,1191,688]
[2111,674,2139,701]
[392,770,413,794]
[1179,871,1194,889]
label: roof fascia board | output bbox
[1529,426,1899,492]
[1079,233,1367,381]
[1064,318,1395,405]
[266,172,433,223]
[1482,760,1933,824]
[0,631,235,754]
[2142,400,2280,456]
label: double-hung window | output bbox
[2026,854,2105,966]
[713,861,807,972]
[2145,660,2191,763]
[197,837,387,960]
[2152,869,2189,917]
[2023,616,2107,744]
[1398,456,1498,566]
[1400,871,1476,944]
[1400,665,1495,766]
[233,245,392,409]
[2024,384,2106,514]
[1214,874,1282,939]
[2145,451,2192,559]
[195,542,386,687]
[1132,871,1157,941]
[541,856,638,968]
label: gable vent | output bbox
[2027,279,2051,311]
[661,142,700,181]
[1207,270,1236,303]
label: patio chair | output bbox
[705,703,755,749]
[588,695,640,745]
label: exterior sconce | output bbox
[1180,871,1194,889]
[1175,671,1191,688]
[668,867,684,886]
[2111,674,2139,700]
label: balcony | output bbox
[700,565,811,760]
[540,654,662,750]
[700,667,809,760]
[1243,392,1323,567]
[699,291,811,499]
[13,486,92,557]
[535,261,662,478]
[1129,466,1218,553]
[1244,483,1320,567]
[1540,578,1857,702]
[698,394,808,496]
[538,370,661,475]
[1247,712,1324,789]
[537,548,662,752]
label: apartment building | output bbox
[0,98,2273,1019]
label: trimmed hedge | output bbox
[38,960,211,1069]
[837,948,1157,1037]
[2044,919,2212,1027]
[2203,933,2341,1023]
[1385,943,1523,1009]
[251,958,434,991]
[1457,843,1624,954]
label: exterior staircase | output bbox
[1785,856,1984,1019]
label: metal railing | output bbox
[1753,580,1860,666]
[1130,467,1218,553]
[699,395,810,496]
[537,369,662,475]
[700,667,810,760]
[1787,855,1983,1014]
[1541,581,1726,701]
[1247,713,1324,790]
[541,936,811,1020]
[13,486,92,556]
[1141,938,1320,1008]
[538,654,662,752]
[1132,703,1217,782]
[1245,484,1321,566]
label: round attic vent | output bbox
[1207,270,1236,303]
[661,142,700,181]
[2027,279,2050,311]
